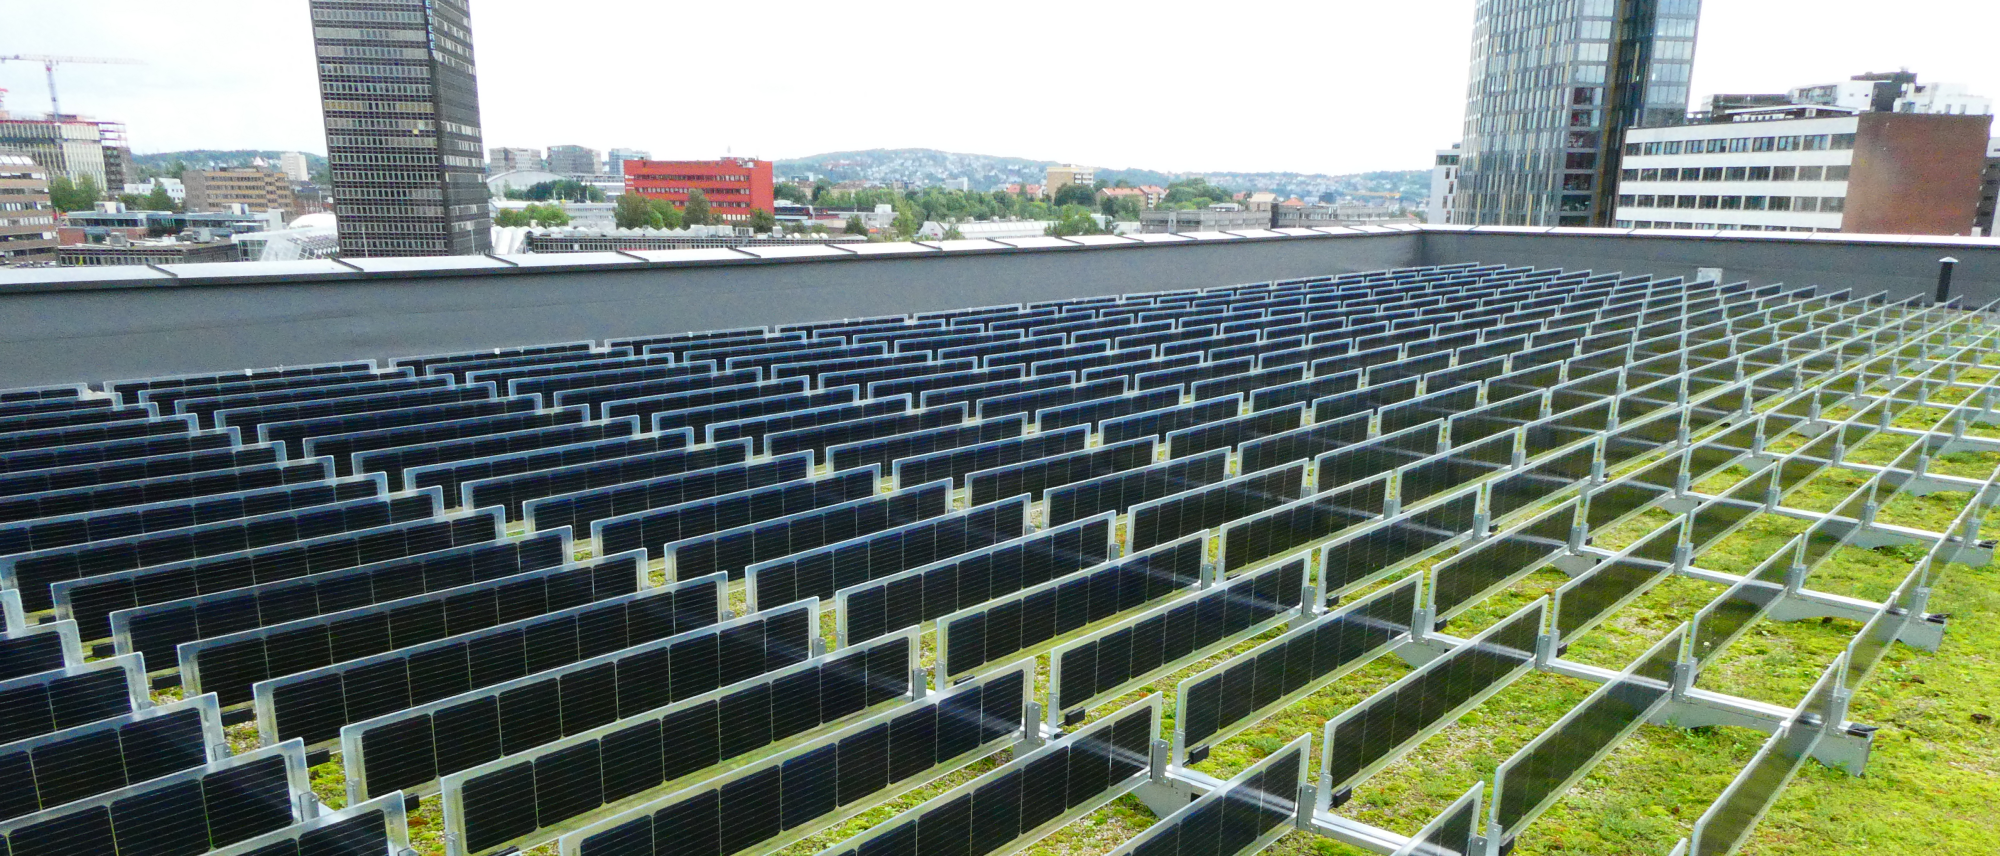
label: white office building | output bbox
[1428,145,1459,225]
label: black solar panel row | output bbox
[395,341,594,374]
[57,510,504,647]
[354,417,640,490]
[303,406,596,477]
[665,481,951,583]
[560,664,1029,856]
[0,428,239,477]
[0,415,201,456]
[935,533,1204,679]
[821,359,976,394]
[177,375,454,429]
[259,396,543,460]
[221,383,499,443]
[837,512,1121,648]
[255,571,727,748]
[1129,463,1306,552]
[762,403,962,459]
[1101,397,1242,446]
[107,361,377,404]
[891,426,1088,491]
[465,353,675,390]
[1176,576,1418,761]
[0,456,329,527]
[1239,411,1370,476]
[637,384,853,438]
[342,600,818,801]
[1123,737,1306,856]
[976,377,1128,421]
[514,363,723,409]
[748,496,1031,612]
[827,416,1023,476]
[523,451,815,540]
[1050,553,1307,721]
[0,739,302,856]
[0,441,280,502]
[1316,489,1479,594]
[0,623,73,681]
[443,630,918,855]
[920,373,1073,413]
[0,474,385,562]
[594,467,879,561]
[7,490,440,615]
[1044,449,1229,527]
[0,694,217,824]
[111,520,541,675]
[1031,345,1159,380]
[966,436,1155,505]
[817,697,1155,856]
[182,551,646,707]
[0,403,155,436]
[459,437,735,521]
[1218,475,1390,575]
[1396,431,1516,507]
[1315,422,1442,494]
[866,366,1022,403]
[552,369,763,418]
[134,369,401,414]
[1166,404,1306,460]
[0,654,141,744]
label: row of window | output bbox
[328,136,438,149]
[1624,133,1858,157]
[1622,164,1851,183]
[630,174,752,182]
[310,8,424,24]
[1618,194,1847,213]
[1616,221,1835,233]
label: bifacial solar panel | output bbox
[1165,404,1305,460]
[218,384,500,445]
[1033,387,1180,434]
[134,369,403,415]
[813,696,1157,856]
[0,414,203,456]
[1395,431,1516,506]
[0,473,386,564]
[522,451,814,540]
[110,520,541,675]
[557,661,1031,856]
[931,532,1202,679]
[1031,346,1160,379]
[1128,462,1306,552]
[866,366,1023,403]
[175,375,454,429]
[891,426,1089,491]
[826,416,1024,475]
[1219,474,1390,575]
[976,377,1128,421]
[458,438,746,521]
[0,693,221,823]
[396,342,595,374]
[664,481,951,583]
[256,395,544,460]
[1106,733,1307,856]
[464,353,676,390]
[54,509,505,644]
[108,361,378,405]
[1175,575,1418,764]
[355,417,641,491]
[919,373,1073,413]
[1045,449,1229,527]
[1100,397,1243,446]
[337,598,814,803]
[439,629,919,855]
[747,496,1030,612]
[1079,353,1200,386]
[0,428,240,477]
[254,570,728,748]
[551,369,764,418]
[0,737,305,856]
[1048,554,1307,723]
[1318,599,1543,799]
[0,441,284,505]
[200,789,412,856]
[638,385,855,438]
[0,404,156,435]
[593,467,879,561]
[302,407,596,477]
[821,360,977,394]
[835,512,1120,648]
[965,437,1155,505]
[759,404,966,459]
[179,550,649,708]
[728,343,889,377]
[0,621,78,681]
[0,653,144,744]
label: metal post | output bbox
[1935,257,1958,305]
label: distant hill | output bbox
[129,150,326,179]
[774,148,1429,205]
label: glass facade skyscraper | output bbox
[310,0,490,257]
[1452,0,1701,227]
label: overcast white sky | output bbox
[5,1,1997,174]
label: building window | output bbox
[1619,194,1637,206]
[1744,196,1767,210]
[1831,134,1857,150]
[1720,196,1742,210]
[1622,168,1639,180]
[1664,141,1684,155]
[1726,137,1751,153]
[1822,196,1846,213]
[1641,168,1660,180]
[1637,194,1657,207]
[1802,134,1830,151]
[1825,165,1851,181]
[1677,195,1697,208]
[1768,196,1793,211]
[1772,165,1797,181]
[1699,196,1720,209]
[1726,166,1748,181]
[1752,137,1776,152]
[1748,166,1772,181]
[1776,135,1801,151]
[1702,167,1724,181]
[1793,197,1819,212]
[1796,165,1824,181]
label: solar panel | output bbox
[0,428,239,477]
[1395,430,1515,506]
[663,481,951,583]
[0,442,279,500]
[965,436,1155,505]
[1128,462,1306,552]
[105,361,377,404]
[1134,356,1254,394]
[551,369,764,418]
[557,661,1031,856]
[180,550,648,708]
[438,628,920,855]
[514,363,724,408]
[0,692,221,823]
[0,653,145,744]
[395,341,595,374]
[883,329,1021,354]
[201,789,412,856]
[866,366,1023,403]
[1034,387,1180,434]
[635,384,852,436]
[463,353,676,390]
[1239,411,1369,476]
[1377,382,1479,436]
[1163,330,1261,360]
[826,416,1024,475]
[813,696,1157,856]
[1219,474,1389,574]
[1105,733,1307,856]
[610,327,778,354]
[0,473,386,561]
[751,401,952,458]
[219,383,500,444]
[109,520,541,677]
[593,466,880,561]
[54,509,504,644]
[4,489,440,616]
[461,439,749,522]
[890,427,1088,492]
[1045,449,1229,527]
[1448,391,1546,446]
[0,455,329,528]
[1314,484,1478,594]
[303,407,594,477]
[134,368,404,414]
[0,738,306,856]
[0,414,201,455]
[1095,397,1240,447]
[1047,553,1307,724]
[728,343,889,376]
[746,496,1030,612]
[354,417,641,490]
[1174,575,1418,765]
[931,533,1202,680]
[683,337,821,367]
[522,451,814,540]
[0,403,154,435]
[175,375,454,429]
[919,373,1072,412]
[337,598,813,802]
[258,395,544,460]
[253,570,728,748]
[834,511,1119,648]
[1165,404,1305,460]
[1317,599,1543,801]
[820,359,976,393]
[1030,345,1160,380]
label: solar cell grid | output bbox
[0,428,241,478]
[522,451,814,540]
[1100,397,1241,446]
[1165,404,1305,460]
[465,354,678,391]
[460,438,748,521]
[258,395,543,460]
[762,404,963,459]
[0,737,306,856]
[891,427,1088,491]
[0,653,145,744]
[0,402,154,435]
[135,369,403,415]
[637,384,852,437]
[976,377,1127,421]
[664,480,952,583]
[0,693,221,824]
[0,442,280,502]
[1080,353,1201,387]
[1221,474,1390,574]
[0,456,330,528]
[820,360,976,394]
[106,362,378,405]
[747,496,1031,612]
[728,343,889,376]
[356,417,641,491]
[1033,387,1179,434]
[593,466,880,561]
[0,472,386,561]
[1045,449,1228,527]
[513,363,725,408]
[1128,462,1306,552]
[552,369,765,417]
[966,437,1155,505]
[304,407,595,476]
[826,416,1024,476]
[395,342,595,374]
[338,596,810,804]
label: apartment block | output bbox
[183,167,298,216]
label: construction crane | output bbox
[0,54,142,118]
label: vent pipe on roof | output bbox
[1936,257,1959,305]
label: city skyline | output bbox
[5,1,1998,176]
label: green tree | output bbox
[1051,183,1096,207]
[117,193,148,210]
[144,183,178,212]
[650,199,684,230]
[1161,178,1236,208]
[49,175,102,212]
[773,183,809,204]
[844,215,868,236]
[523,202,570,227]
[941,224,965,240]
[1045,205,1106,237]
[683,189,712,226]
[811,178,833,203]
[493,208,531,227]
[747,208,776,234]
[1112,197,1142,221]
[614,193,654,229]
[522,180,605,203]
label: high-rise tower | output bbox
[1452,0,1700,226]
[310,0,490,256]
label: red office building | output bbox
[624,157,774,222]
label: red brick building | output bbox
[624,157,774,222]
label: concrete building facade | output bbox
[311,0,491,257]
[1139,204,1268,233]
[278,151,311,182]
[183,167,298,217]
[0,117,130,190]
[1613,112,1993,235]
[1429,146,1460,224]
[1453,0,1701,228]
[625,158,774,223]
[0,151,57,261]
[546,145,600,176]
[605,148,649,177]
[1045,165,1094,200]
[1977,138,1999,238]
[488,147,543,173]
